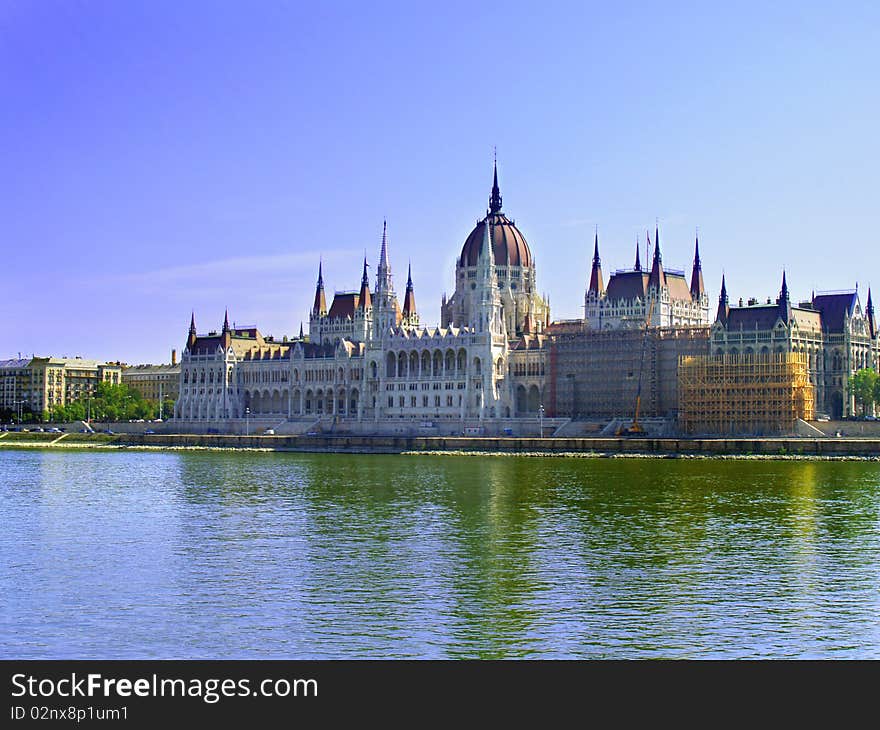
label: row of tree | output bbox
[847,369,880,416]
[3,382,174,424]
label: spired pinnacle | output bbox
[313,259,327,315]
[690,233,705,299]
[716,274,730,324]
[588,230,604,295]
[488,157,502,215]
[402,262,417,317]
[379,219,388,270]
[359,256,372,310]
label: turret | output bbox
[867,287,876,339]
[312,260,327,316]
[634,237,642,272]
[716,275,729,325]
[690,234,705,300]
[778,270,792,323]
[358,257,372,310]
[402,263,417,323]
[373,221,398,335]
[647,224,665,291]
[187,311,197,349]
[376,220,393,296]
[587,231,604,296]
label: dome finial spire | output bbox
[489,150,502,215]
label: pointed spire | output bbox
[588,230,604,296]
[187,311,197,348]
[312,259,327,315]
[867,287,876,338]
[222,308,230,333]
[488,153,502,215]
[299,321,304,339]
[648,224,665,290]
[778,270,792,323]
[690,233,705,300]
[634,236,642,272]
[359,257,372,310]
[716,274,729,325]
[376,220,393,295]
[379,219,388,270]
[402,262,417,318]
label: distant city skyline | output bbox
[2,2,878,364]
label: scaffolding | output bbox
[550,326,709,418]
[678,352,815,435]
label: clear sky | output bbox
[2,1,878,364]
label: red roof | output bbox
[460,213,532,268]
[327,293,360,319]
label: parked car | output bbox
[103,429,115,435]
[263,428,275,435]
[144,429,156,435]
[48,427,62,433]
[34,427,44,432]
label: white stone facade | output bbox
[175,169,550,426]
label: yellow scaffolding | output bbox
[678,353,814,435]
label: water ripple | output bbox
[1,450,879,658]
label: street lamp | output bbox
[245,406,250,436]
[538,403,544,437]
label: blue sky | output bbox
[1,1,878,364]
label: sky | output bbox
[1,1,878,364]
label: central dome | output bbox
[459,162,532,268]
[460,213,532,268]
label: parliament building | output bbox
[174,163,878,433]
[175,164,554,428]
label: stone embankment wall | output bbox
[116,432,880,456]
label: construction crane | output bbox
[617,294,656,436]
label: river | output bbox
[1,449,878,658]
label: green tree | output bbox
[848,368,877,416]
